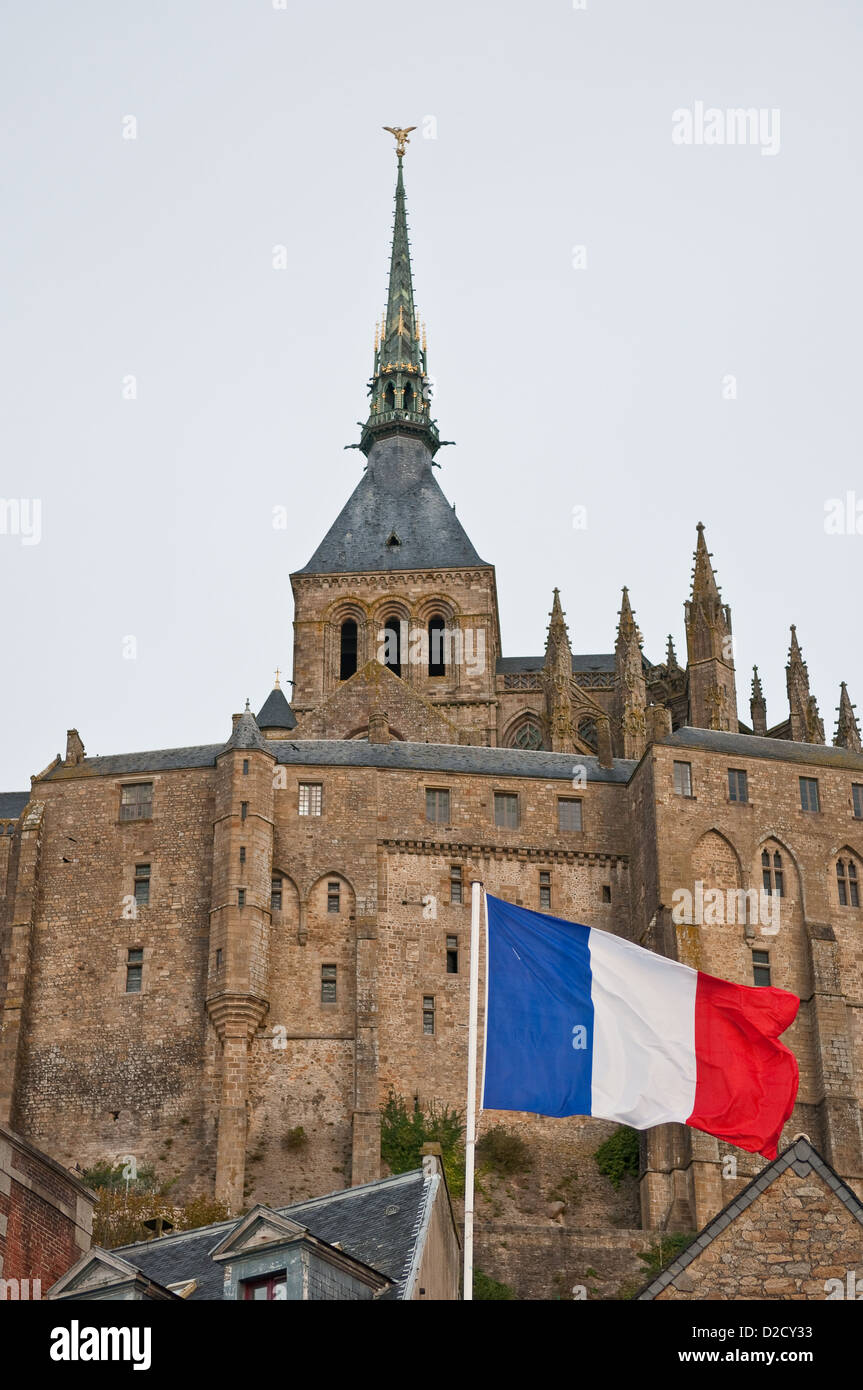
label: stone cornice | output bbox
[292,568,494,589]
[380,837,628,867]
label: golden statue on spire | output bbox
[383,125,416,157]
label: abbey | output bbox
[1,133,862,1253]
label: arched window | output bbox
[339,620,358,680]
[762,849,784,897]
[384,382,395,411]
[512,720,543,750]
[428,616,446,677]
[578,718,598,753]
[403,382,414,413]
[382,617,401,677]
[837,857,860,907]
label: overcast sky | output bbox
[2,0,861,788]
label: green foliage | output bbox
[593,1126,640,1189]
[82,1160,229,1250]
[637,1232,697,1277]
[380,1090,465,1196]
[473,1268,516,1300]
[476,1127,532,1177]
[81,1159,161,1194]
[282,1126,308,1152]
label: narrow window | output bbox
[327,881,340,914]
[799,777,820,813]
[239,846,246,864]
[539,871,551,911]
[446,935,459,974]
[853,784,863,819]
[558,798,582,832]
[403,381,414,413]
[340,620,358,680]
[752,949,771,987]
[271,876,282,912]
[134,863,150,908]
[215,948,223,970]
[240,801,248,821]
[422,996,435,1035]
[299,783,323,816]
[762,849,784,896]
[120,782,153,821]
[238,888,246,908]
[382,617,401,676]
[602,884,612,903]
[494,792,519,829]
[673,761,692,797]
[837,859,860,908]
[426,788,450,824]
[450,865,463,905]
[384,382,395,412]
[321,964,337,1003]
[125,948,143,994]
[728,769,748,803]
[242,759,249,776]
[428,616,446,677]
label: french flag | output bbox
[482,895,800,1159]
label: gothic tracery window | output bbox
[512,720,543,750]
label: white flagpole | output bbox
[464,878,483,1301]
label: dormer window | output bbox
[243,1273,287,1301]
[385,531,401,548]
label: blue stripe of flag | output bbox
[482,895,595,1118]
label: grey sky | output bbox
[2,0,861,787]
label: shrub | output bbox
[473,1268,516,1300]
[380,1090,465,1196]
[282,1126,308,1152]
[594,1126,639,1189]
[476,1127,532,1177]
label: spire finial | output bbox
[274,667,281,690]
[383,125,416,158]
[245,697,250,712]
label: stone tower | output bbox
[288,135,501,745]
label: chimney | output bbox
[65,729,85,765]
[647,705,673,744]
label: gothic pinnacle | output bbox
[834,681,862,752]
[690,521,721,602]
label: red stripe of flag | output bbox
[687,972,800,1159]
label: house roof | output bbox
[37,738,634,784]
[293,435,489,575]
[0,792,29,818]
[496,654,617,675]
[662,726,863,772]
[108,1168,437,1301]
[636,1137,863,1300]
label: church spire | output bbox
[834,681,862,752]
[360,129,439,457]
[614,587,647,760]
[786,625,825,744]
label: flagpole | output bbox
[464,878,483,1301]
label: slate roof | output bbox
[497,654,616,675]
[221,707,269,753]
[636,1138,863,1300]
[0,792,29,818]
[256,687,297,730]
[663,726,863,772]
[110,1169,433,1301]
[37,739,634,784]
[294,436,489,575]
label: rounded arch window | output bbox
[428,616,446,677]
[382,616,401,676]
[512,721,543,750]
[339,619,358,680]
